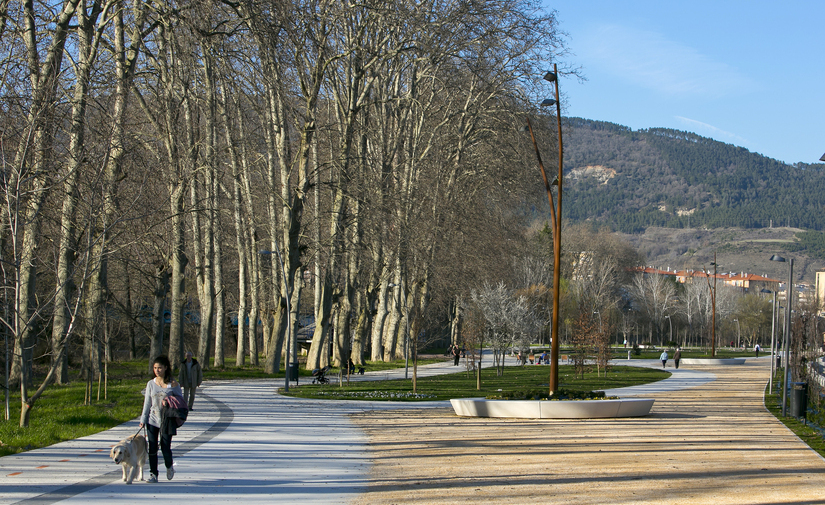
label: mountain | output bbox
[561,118,825,233]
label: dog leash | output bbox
[133,424,146,438]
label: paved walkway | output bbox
[0,356,811,504]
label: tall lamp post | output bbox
[523,64,564,395]
[761,288,777,394]
[770,254,793,416]
[666,315,673,344]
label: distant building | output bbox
[815,270,825,308]
[630,266,780,294]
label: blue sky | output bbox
[544,1,824,165]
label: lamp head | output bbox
[540,98,556,107]
[770,254,787,263]
[543,71,557,83]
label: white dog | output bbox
[110,434,147,484]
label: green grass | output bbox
[0,379,146,457]
[764,374,825,459]
[281,364,671,401]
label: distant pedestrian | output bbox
[674,347,682,369]
[660,350,668,368]
[755,343,761,358]
[452,345,460,366]
[178,352,202,410]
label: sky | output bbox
[543,1,825,165]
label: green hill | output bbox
[562,118,825,233]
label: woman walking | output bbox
[139,355,182,482]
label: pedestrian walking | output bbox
[674,347,681,369]
[140,355,182,483]
[452,345,460,366]
[660,350,668,368]
[178,351,203,410]
[755,343,761,358]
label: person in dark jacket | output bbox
[178,352,203,410]
[674,347,682,369]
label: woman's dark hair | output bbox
[152,355,173,382]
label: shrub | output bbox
[486,388,609,400]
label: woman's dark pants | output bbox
[146,423,173,476]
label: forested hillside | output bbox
[561,118,825,233]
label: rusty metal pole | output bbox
[525,64,564,395]
[549,64,563,395]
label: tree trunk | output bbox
[370,272,391,361]
[351,293,368,365]
[168,191,188,369]
[307,274,333,370]
[150,263,169,366]
[265,306,286,374]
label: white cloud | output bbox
[674,116,749,145]
[578,24,756,97]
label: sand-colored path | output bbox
[350,360,825,504]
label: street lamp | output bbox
[666,315,673,345]
[770,254,793,416]
[523,64,564,395]
[761,288,778,394]
[593,310,602,335]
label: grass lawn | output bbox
[0,378,147,458]
[281,364,671,401]
[763,373,825,460]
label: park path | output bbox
[350,358,825,504]
[1,357,821,504]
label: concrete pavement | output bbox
[0,356,790,504]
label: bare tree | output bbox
[630,272,677,345]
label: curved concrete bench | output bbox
[680,358,746,365]
[450,397,654,419]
